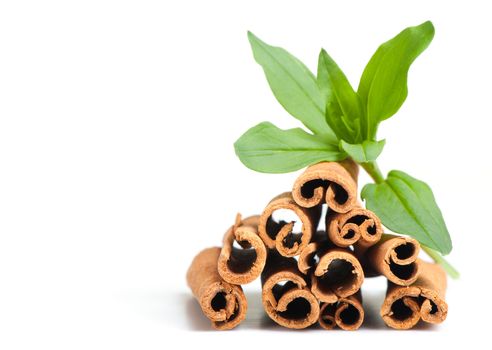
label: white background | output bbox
[0,0,490,348]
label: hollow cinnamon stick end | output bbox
[319,303,336,330]
[367,236,421,286]
[297,242,318,275]
[335,297,364,331]
[292,162,358,213]
[380,284,421,330]
[420,297,448,324]
[313,249,364,302]
[210,284,248,330]
[263,288,320,329]
[187,247,247,330]
[327,219,360,248]
[218,216,267,285]
[258,192,314,257]
[419,261,448,324]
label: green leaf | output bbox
[248,32,335,137]
[234,122,345,173]
[361,170,452,254]
[358,21,435,138]
[340,139,385,163]
[317,49,365,142]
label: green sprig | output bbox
[234,21,458,276]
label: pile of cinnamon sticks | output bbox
[186,161,448,330]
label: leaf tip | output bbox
[441,240,453,256]
[416,20,435,42]
[422,20,435,30]
[247,31,262,47]
[319,48,330,62]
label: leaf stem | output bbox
[360,161,385,184]
[421,245,460,279]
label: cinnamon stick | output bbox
[327,206,383,248]
[297,232,332,275]
[365,235,420,286]
[258,192,321,257]
[297,242,320,275]
[186,247,247,330]
[319,291,364,330]
[218,214,267,284]
[381,260,448,329]
[261,252,320,329]
[292,160,358,213]
[311,248,364,303]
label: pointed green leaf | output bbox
[317,49,365,142]
[316,53,345,139]
[358,21,435,137]
[234,122,345,173]
[340,139,385,163]
[248,32,335,137]
[361,170,452,254]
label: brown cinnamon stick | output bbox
[297,232,332,274]
[311,248,364,303]
[258,192,320,257]
[366,235,420,286]
[218,214,267,284]
[292,160,358,213]
[319,291,364,330]
[381,260,448,329]
[298,242,320,275]
[327,206,383,248]
[187,247,247,330]
[261,252,320,329]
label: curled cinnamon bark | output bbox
[297,233,332,274]
[327,206,383,248]
[366,235,420,286]
[187,247,247,330]
[319,292,364,330]
[218,214,267,284]
[381,260,448,329]
[311,248,364,303]
[298,242,321,275]
[261,252,320,329]
[292,160,358,213]
[258,192,320,257]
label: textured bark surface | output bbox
[311,248,364,303]
[187,247,247,330]
[258,192,320,257]
[292,160,358,213]
[327,205,383,248]
[366,235,420,286]
[218,215,267,284]
[261,252,320,329]
[319,291,364,330]
[381,260,448,329]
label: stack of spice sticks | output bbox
[186,161,448,330]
